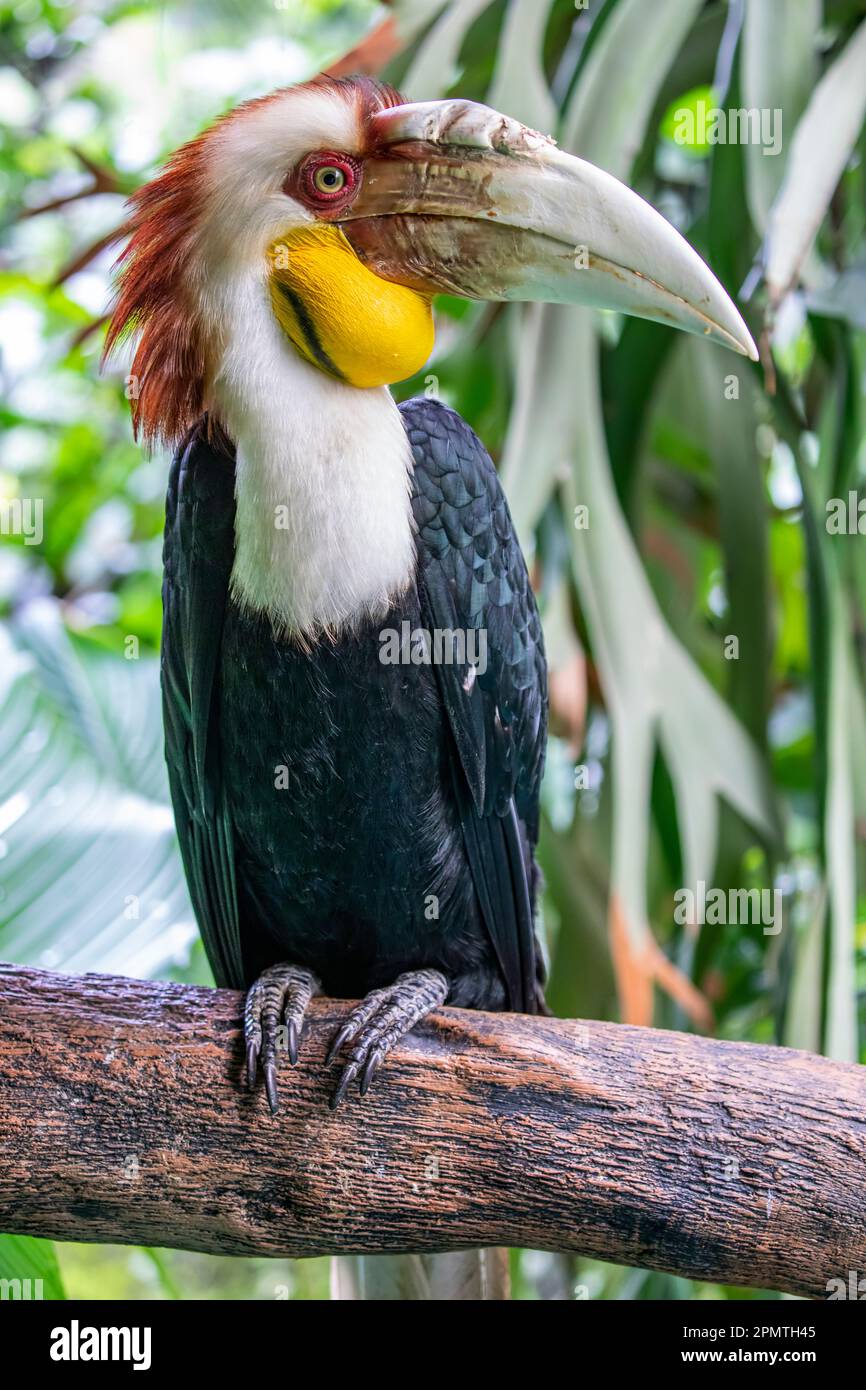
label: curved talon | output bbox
[359,1048,384,1097]
[328,968,448,1108]
[326,989,386,1065]
[330,1066,357,1111]
[243,963,321,1111]
[264,1061,279,1115]
[325,1023,354,1068]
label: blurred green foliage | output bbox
[1,0,866,1300]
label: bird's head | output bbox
[106,74,757,446]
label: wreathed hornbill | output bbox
[106,76,756,1112]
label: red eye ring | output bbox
[294,152,362,208]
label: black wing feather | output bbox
[402,398,548,1013]
[162,422,244,988]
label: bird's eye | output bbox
[295,153,361,209]
[314,166,345,193]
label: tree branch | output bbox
[0,962,862,1297]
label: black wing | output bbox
[162,421,245,988]
[401,398,548,1014]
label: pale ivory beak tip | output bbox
[727,323,759,361]
[711,321,759,361]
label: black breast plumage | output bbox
[161,398,548,1014]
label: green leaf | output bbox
[487,0,557,135]
[742,0,820,232]
[498,0,778,1015]
[501,0,706,531]
[560,0,704,180]
[398,0,496,98]
[806,266,866,332]
[0,1234,66,1300]
[0,603,195,980]
[688,342,771,747]
[765,17,866,302]
[824,612,859,1060]
[659,84,716,156]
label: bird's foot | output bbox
[326,968,448,1109]
[244,963,321,1114]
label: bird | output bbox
[105,74,757,1114]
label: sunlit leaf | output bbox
[765,17,866,302]
[659,84,716,156]
[0,1234,66,1300]
[742,0,820,232]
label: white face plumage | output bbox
[194,85,366,326]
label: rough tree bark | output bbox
[0,961,863,1298]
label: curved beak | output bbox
[339,99,757,360]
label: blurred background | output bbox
[1,0,865,1300]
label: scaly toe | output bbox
[329,969,448,1108]
[243,964,321,1111]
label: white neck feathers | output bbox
[212,281,416,638]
